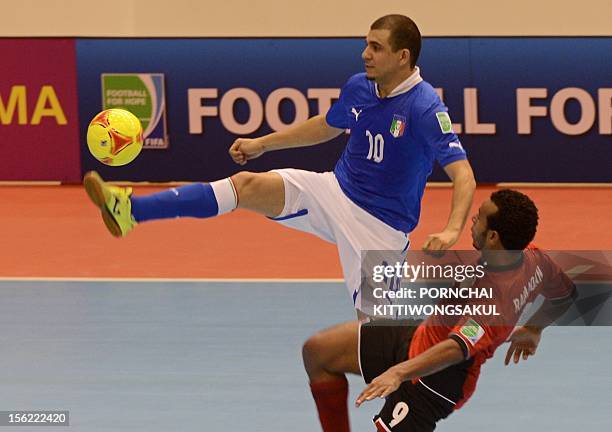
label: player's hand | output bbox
[355,366,403,407]
[504,326,542,365]
[229,138,266,165]
[422,229,460,252]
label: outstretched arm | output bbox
[229,114,344,165]
[505,291,576,365]
[423,159,476,251]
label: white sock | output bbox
[210,178,238,214]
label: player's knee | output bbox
[303,331,339,374]
[231,171,285,214]
[230,171,259,200]
[230,171,255,192]
[302,333,327,367]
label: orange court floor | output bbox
[1,185,611,278]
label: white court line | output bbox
[0,277,344,283]
[0,181,61,186]
[0,277,605,285]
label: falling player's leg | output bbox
[302,321,361,432]
[359,321,455,432]
[83,170,285,237]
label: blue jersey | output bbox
[326,70,467,233]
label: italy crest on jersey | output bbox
[390,114,406,138]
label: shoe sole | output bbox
[83,171,122,237]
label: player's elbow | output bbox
[446,339,467,364]
[320,119,344,141]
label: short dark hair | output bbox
[370,14,421,68]
[487,189,539,250]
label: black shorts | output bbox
[359,320,455,432]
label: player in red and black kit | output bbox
[302,189,577,431]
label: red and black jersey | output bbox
[408,247,576,409]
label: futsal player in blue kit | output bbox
[84,14,476,312]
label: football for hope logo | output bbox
[101,73,168,149]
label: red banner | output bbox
[0,39,80,182]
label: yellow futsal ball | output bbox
[87,108,143,166]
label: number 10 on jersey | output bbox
[366,130,384,163]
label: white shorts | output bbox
[270,169,410,310]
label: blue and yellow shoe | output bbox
[83,171,137,237]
